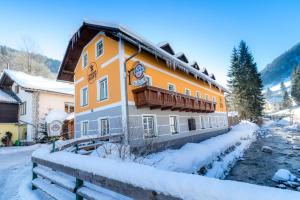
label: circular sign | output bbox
[49,120,63,136]
[133,62,145,79]
[87,62,98,84]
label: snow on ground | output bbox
[32,144,300,200]
[0,144,40,155]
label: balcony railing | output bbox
[132,86,216,113]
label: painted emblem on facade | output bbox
[48,120,62,137]
[132,62,146,86]
[87,62,98,83]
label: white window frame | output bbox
[212,96,216,102]
[98,117,109,136]
[144,75,152,86]
[169,115,179,134]
[82,51,88,68]
[200,115,205,129]
[205,94,209,101]
[20,101,26,116]
[95,38,104,59]
[97,75,109,102]
[196,91,201,99]
[81,120,89,136]
[80,86,89,107]
[168,83,176,92]
[185,88,191,96]
[142,114,157,139]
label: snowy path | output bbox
[0,147,50,200]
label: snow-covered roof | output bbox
[58,21,228,92]
[65,112,74,121]
[1,69,74,95]
[0,89,18,103]
[267,96,282,103]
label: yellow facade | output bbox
[0,123,26,146]
[73,34,226,113]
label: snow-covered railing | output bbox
[31,147,300,200]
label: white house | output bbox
[0,69,74,142]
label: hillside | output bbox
[261,42,300,87]
[0,45,61,78]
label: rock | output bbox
[285,181,300,188]
[198,166,207,175]
[272,169,297,183]
[261,146,273,153]
[276,184,286,189]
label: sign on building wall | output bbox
[48,120,63,136]
[87,62,98,84]
[132,62,146,86]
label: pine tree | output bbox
[282,91,292,108]
[280,82,286,96]
[291,67,300,104]
[227,40,264,121]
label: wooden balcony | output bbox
[132,86,216,113]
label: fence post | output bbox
[32,162,37,190]
[75,178,83,200]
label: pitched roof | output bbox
[191,61,200,70]
[57,21,228,92]
[175,52,189,63]
[0,70,74,95]
[158,42,175,55]
[0,88,18,103]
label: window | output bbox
[205,94,209,101]
[185,89,191,96]
[196,91,201,99]
[168,83,176,92]
[97,77,108,101]
[64,102,74,113]
[82,52,88,68]
[19,102,26,116]
[212,97,216,102]
[80,87,88,106]
[200,116,205,129]
[81,121,89,136]
[15,85,19,94]
[188,118,196,131]
[169,116,178,134]
[209,116,212,128]
[100,118,109,136]
[143,116,155,138]
[95,39,104,58]
[144,75,152,86]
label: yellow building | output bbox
[58,21,229,152]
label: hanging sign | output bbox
[48,120,63,137]
[132,62,146,86]
[87,62,98,83]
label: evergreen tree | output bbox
[227,40,264,121]
[282,91,292,108]
[280,82,287,96]
[291,67,300,104]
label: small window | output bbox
[188,118,196,131]
[212,97,216,102]
[209,116,212,128]
[19,102,26,116]
[15,85,19,94]
[168,84,176,92]
[95,39,104,58]
[200,116,205,129]
[185,89,191,96]
[196,91,201,99]
[81,121,89,136]
[145,75,152,86]
[81,87,88,106]
[98,77,108,101]
[205,94,209,101]
[169,116,178,134]
[100,118,109,136]
[143,116,155,138]
[64,102,74,113]
[82,52,88,68]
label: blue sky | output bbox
[1,0,300,85]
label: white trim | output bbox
[205,94,209,101]
[142,114,158,139]
[169,115,179,134]
[75,101,122,117]
[128,101,135,105]
[98,116,109,136]
[95,38,104,59]
[101,54,119,68]
[75,77,84,85]
[185,88,191,96]
[125,55,224,96]
[80,120,89,137]
[196,91,201,99]
[97,75,109,102]
[167,83,176,92]
[82,51,88,69]
[80,85,89,107]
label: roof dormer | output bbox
[175,52,189,63]
[209,73,216,80]
[190,61,200,70]
[201,67,209,76]
[157,42,175,55]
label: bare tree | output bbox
[20,36,39,73]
